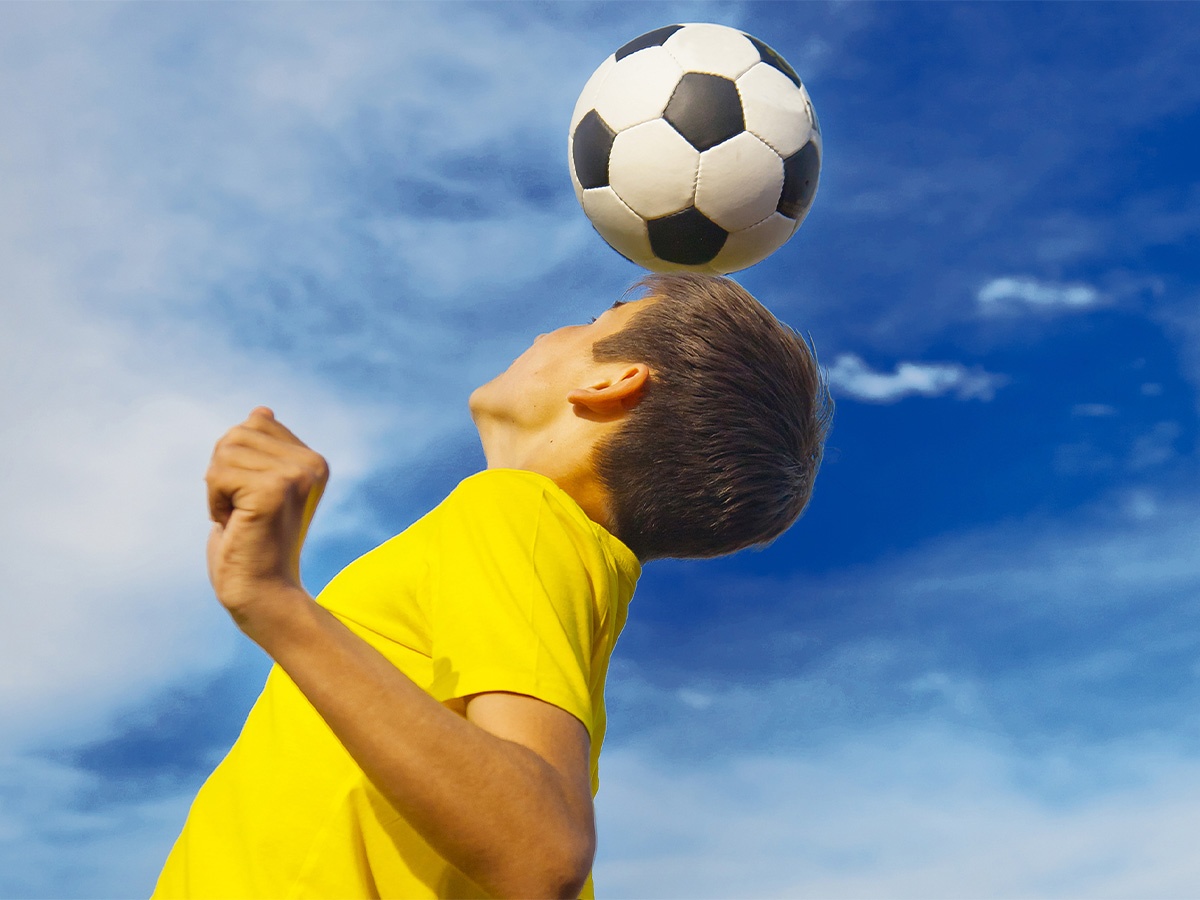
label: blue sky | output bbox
[1,2,1198,897]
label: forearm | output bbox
[237,588,593,899]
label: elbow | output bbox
[552,832,596,900]
[505,823,595,900]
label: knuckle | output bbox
[270,467,301,490]
[312,455,330,482]
[214,427,245,453]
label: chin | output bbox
[467,379,502,428]
[468,375,495,408]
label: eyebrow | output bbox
[593,299,627,320]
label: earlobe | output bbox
[567,364,649,417]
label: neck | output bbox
[476,420,615,533]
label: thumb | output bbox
[206,521,226,579]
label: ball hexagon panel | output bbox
[592,46,683,132]
[609,118,700,219]
[664,72,744,152]
[778,140,820,221]
[579,186,654,265]
[569,54,616,133]
[648,208,728,267]
[710,211,796,273]
[661,23,761,79]
[738,62,815,158]
[695,131,784,232]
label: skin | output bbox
[204,298,652,899]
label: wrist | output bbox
[223,580,319,649]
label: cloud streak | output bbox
[826,353,1006,403]
[977,276,1101,314]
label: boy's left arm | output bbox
[204,408,595,900]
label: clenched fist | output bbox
[205,407,328,630]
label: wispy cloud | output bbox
[1128,421,1182,470]
[826,353,1006,403]
[1055,420,1183,477]
[1072,403,1118,417]
[595,729,1200,899]
[977,276,1101,314]
[0,755,188,899]
[597,486,1200,895]
[608,483,1200,758]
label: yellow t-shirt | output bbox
[153,469,640,899]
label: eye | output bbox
[587,316,598,325]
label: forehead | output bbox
[605,296,656,322]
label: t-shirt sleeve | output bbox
[426,472,598,737]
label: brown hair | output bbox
[592,273,832,561]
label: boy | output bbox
[154,273,832,899]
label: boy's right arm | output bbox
[205,409,595,898]
[248,599,597,899]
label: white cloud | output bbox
[977,276,1101,314]
[826,353,1006,403]
[0,5,465,750]
[0,266,394,749]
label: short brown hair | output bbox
[592,273,832,561]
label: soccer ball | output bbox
[569,23,821,274]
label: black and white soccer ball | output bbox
[569,23,821,274]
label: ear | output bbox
[567,364,649,418]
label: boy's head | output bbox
[469,273,831,562]
[591,273,832,561]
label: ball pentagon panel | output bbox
[579,186,655,266]
[661,23,761,80]
[744,34,803,88]
[778,140,821,222]
[570,110,617,194]
[609,118,700,219]
[615,24,684,61]
[647,208,728,268]
[663,72,744,152]
[592,46,683,132]
[738,62,816,158]
[695,131,784,233]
